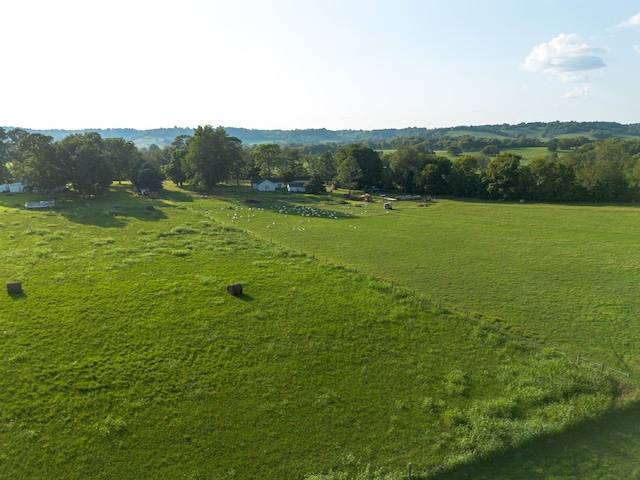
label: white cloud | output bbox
[610,12,640,30]
[521,33,606,83]
[634,45,640,55]
[564,85,590,98]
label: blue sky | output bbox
[2,0,640,130]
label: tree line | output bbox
[384,138,640,202]
[4,125,640,203]
[163,132,640,202]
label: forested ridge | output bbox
[5,120,640,148]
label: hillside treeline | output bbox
[4,126,640,203]
[13,120,640,148]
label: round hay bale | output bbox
[227,283,243,296]
[7,282,22,295]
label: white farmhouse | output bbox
[251,177,284,192]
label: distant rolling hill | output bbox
[5,121,640,148]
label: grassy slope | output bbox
[198,186,640,479]
[0,185,625,479]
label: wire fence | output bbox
[459,307,634,382]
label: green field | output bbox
[433,147,569,161]
[0,184,637,479]
[203,189,640,373]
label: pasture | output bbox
[0,183,635,479]
[205,189,640,376]
[431,146,569,161]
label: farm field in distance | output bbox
[433,146,564,161]
[0,182,638,479]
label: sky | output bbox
[2,0,640,131]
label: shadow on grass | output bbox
[0,185,171,227]
[433,400,640,480]
[59,187,171,227]
[161,187,196,203]
[8,292,27,300]
[441,196,640,209]
[196,184,346,208]
[230,293,254,302]
[57,201,168,227]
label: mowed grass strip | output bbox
[0,184,623,479]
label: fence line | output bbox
[577,354,631,380]
[460,306,633,381]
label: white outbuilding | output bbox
[0,182,25,193]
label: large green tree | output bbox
[307,151,336,183]
[1,128,28,183]
[129,159,164,192]
[228,141,248,185]
[305,174,326,194]
[18,133,66,193]
[0,161,10,184]
[526,157,577,201]
[182,126,240,190]
[163,135,190,187]
[281,146,305,182]
[574,158,628,202]
[336,155,361,194]
[417,156,451,196]
[251,143,282,178]
[389,146,427,193]
[0,128,11,183]
[57,132,113,197]
[103,137,140,184]
[483,152,523,200]
[566,138,631,202]
[448,155,482,198]
[334,144,383,190]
